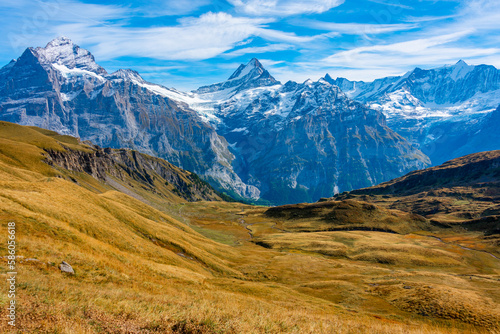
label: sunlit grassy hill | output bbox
[334,150,500,243]
[0,122,498,333]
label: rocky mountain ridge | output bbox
[0,37,432,204]
[332,150,500,234]
[183,59,429,204]
[0,37,259,200]
[44,143,224,202]
[328,60,500,165]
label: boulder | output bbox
[59,261,75,274]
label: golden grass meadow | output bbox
[0,121,498,333]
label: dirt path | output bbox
[239,221,291,239]
[420,234,500,260]
[237,219,254,239]
[268,222,290,233]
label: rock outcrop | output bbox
[44,142,225,202]
[59,261,75,274]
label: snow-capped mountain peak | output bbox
[34,36,106,75]
[108,69,145,83]
[46,36,73,47]
[194,58,279,97]
[322,73,335,84]
[449,59,473,81]
[228,58,265,81]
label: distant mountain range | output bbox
[329,60,500,165]
[1,37,498,204]
[186,59,428,204]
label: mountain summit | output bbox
[194,58,279,97]
[34,36,106,75]
[228,58,267,80]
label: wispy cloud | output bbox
[255,28,337,44]
[2,0,338,63]
[77,13,271,60]
[228,0,345,16]
[403,14,457,23]
[321,30,500,70]
[315,0,500,81]
[325,30,474,61]
[366,0,413,10]
[295,19,418,35]
[129,0,213,16]
[223,43,293,57]
[4,0,128,52]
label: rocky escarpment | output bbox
[44,144,225,202]
[331,151,500,235]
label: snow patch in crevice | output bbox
[52,63,106,82]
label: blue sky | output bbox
[1,0,499,90]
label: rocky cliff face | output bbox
[188,63,429,205]
[44,143,224,202]
[0,37,258,199]
[329,61,500,165]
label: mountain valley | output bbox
[0,122,498,333]
[0,36,499,334]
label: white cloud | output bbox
[324,30,474,62]
[321,30,500,69]
[3,0,128,52]
[403,14,457,23]
[296,19,418,36]
[366,0,413,10]
[255,28,336,44]
[2,0,338,62]
[131,0,212,16]
[53,12,272,60]
[224,43,293,57]
[319,29,500,81]
[228,0,344,16]
[317,0,500,77]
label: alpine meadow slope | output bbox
[0,122,498,333]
